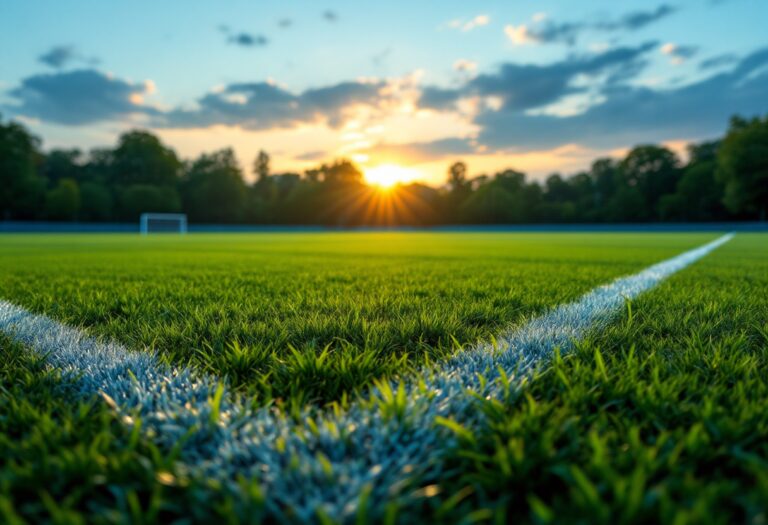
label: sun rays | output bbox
[364,164,421,189]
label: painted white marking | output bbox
[0,233,733,520]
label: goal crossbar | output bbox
[139,213,188,235]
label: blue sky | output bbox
[1,0,766,184]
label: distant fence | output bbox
[0,221,766,234]
[0,222,326,233]
[0,222,138,233]
[430,222,768,233]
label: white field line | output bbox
[0,234,733,521]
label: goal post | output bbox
[139,213,188,235]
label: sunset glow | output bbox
[364,164,421,188]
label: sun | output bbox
[364,164,420,189]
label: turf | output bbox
[0,335,270,524]
[422,233,768,523]
[0,232,715,407]
[2,231,766,524]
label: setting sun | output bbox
[364,164,421,188]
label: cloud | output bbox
[504,25,538,45]
[476,43,656,109]
[229,32,269,47]
[38,45,98,69]
[660,43,699,64]
[6,69,157,125]
[506,5,676,47]
[364,138,477,163]
[505,21,586,47]
[421,42,656,112]
[525,21,584,46]
[448,15,490,32]
[462,15,490,31]
[294,150,326,161]
[472,47,768,151]
[15,39,765,170]
[419,86,464,111]
[5,67,402,133]
[160,79,388,130]
[219,25,268,47]
[278,18,293,29]
[322,10,338,22]
[38,46,76,68]
[453,59,478,73]
[699,53,739,70]
[598,4,677,31]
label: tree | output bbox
[307,160,366,226]
[304,168,322,183]
[659,141,725,221]
[461,169,540,224]
[79,182,114,221]
[272,173,301,198]
[461,183,517,224]
[41,149,83,185]
[590,158,619,214]
[395,183,442,226]
[181,148,248,223]
[565,172,596,222]
[322,160,364,185]
[447,161,468,192]
[83,148,114,183]
[252,149,275,202]
[111,130,181,187]
[543,173,576,222]
[118,185,181,221]
[254,150,270,182]
[45,179,80,220]
[0,116,45,220]
[716,115,768,220]
[544,174,574,203]
[442,161,472,222]
[619,145,681,220]
[0,112,761,226]
[606,185,646,222]
[469,174,489,190]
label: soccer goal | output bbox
[139,213,188,235]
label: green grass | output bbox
[2,231,766,524]
[0,232,715,406]
[0,335,270,524]
[422,234,768,524]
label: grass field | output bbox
[0,233,714,406]
[0,232,766,523]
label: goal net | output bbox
[139,213,188,235]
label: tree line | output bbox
[1,114,766,225]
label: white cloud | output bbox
[462,15,490,31]
[660,42,677,55]
[504,25,539,45]
[660,42,699,65]
[526,92,608,118]
[143,79,157,94]
[453,59,478,73]
[447,15,490,32]
[222,92,249,105]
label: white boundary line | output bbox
[0,233,733,521]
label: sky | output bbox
[1,0,766,186]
